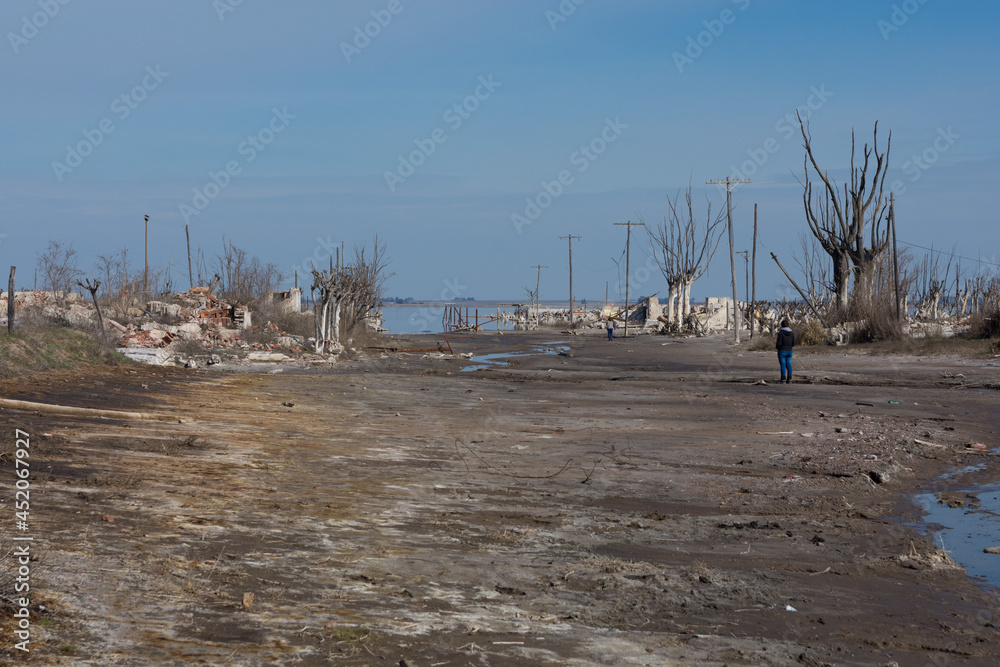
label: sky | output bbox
[2,0,998,304]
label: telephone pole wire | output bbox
[559,235,582,326]
[613,221,645,338]
[707,177,750,343]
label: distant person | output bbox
[606,317,616,341]
[776,319,795,384]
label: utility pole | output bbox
[613,221,645,338]
[737,250,749,306]
[559,234,581,326]
[530,265,548,323]
[7,266,15,334]
[750,203,758,338]
[144,215,150,297]
[890,192,901,323]
[707,177,750,343]
[185,224,194,290]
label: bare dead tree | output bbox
[215,239,283,305]
[309,237,390,351]
[522,285,538,325]
[793,231,832,311]
[798,114,892,312]
[645,186,724,329]
[95,248,175,319]
[311,266,349,353]
[37,240,82,301]
[915,247,954,321]
[340,237,392,337]
[76,278,104,330]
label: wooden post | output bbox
[144,215,149,297]
[750,203,758,338]
[707,177,750,343]
[613,221,645,337]
[186,224,194,290]
[890,193,901,323]
[7,266,15,334]
[531,265,547,324]
[77,279,105,331]
[560,234,581,326]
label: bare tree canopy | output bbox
[37,240,82,298]
[798,115,892,311]
[215,239,284,305]
[645,185,725,329]
[311,236,391,353]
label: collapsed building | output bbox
[0,287,319,366]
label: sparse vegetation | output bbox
[0,327,126,377]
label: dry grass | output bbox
[0,326,127,377]
[804,335,996,358]
[843,301,904,344]
[969,306,1000,339]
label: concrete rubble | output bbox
[1,287,323,367]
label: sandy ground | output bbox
[1,331,998,666]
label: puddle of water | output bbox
[914,482,1000,590]
[911,442,1000,590]
[461,342,570,372]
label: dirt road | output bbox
[2,332,998,665]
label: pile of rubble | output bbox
[1,288,315,367]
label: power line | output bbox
[896,240,1000,269]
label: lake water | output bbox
[380,302,578,335]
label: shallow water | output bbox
[380,304,523,335]
[912,455,1000,590]
[461,341,570,372]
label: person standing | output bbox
[606,317,616,341]
[775,319,795,384]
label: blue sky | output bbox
[2,0,997,303]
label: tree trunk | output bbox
[665,283,677,328]
[681,278,693,323]
[833,251,850,312]
[853,260,877,310]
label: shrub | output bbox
[969,307,1000,339]
[846,301,903,344]
[794,319,826,346]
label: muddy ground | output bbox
[1,331,998,666]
